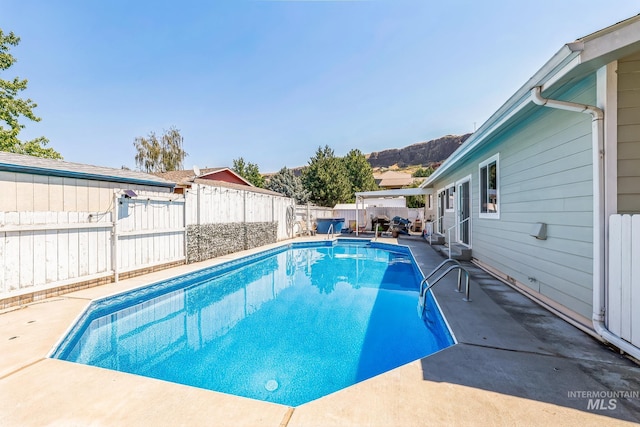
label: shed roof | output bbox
[0,152,175,188]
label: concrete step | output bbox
[424,233,445,245]
[434,243,472,261]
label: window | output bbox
[427,194,433,210]
[445,185,455,211]
[479,154,499,218]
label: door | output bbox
[437,190,446,234]
[457,178,471,245]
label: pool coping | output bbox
[1,235,639,426]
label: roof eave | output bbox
[0,162,175,188]
[422,43,582,188]
[355,188,433,198]
[422,14,640,189]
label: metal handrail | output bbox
[446,216,471,259]
[446,223,456,259]
[419,258,461,297]
[326,223,334,240]
[417,262,471,316]
[431,215,445,244]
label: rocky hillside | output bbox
[366,134,471,169]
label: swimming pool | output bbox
[51,240,454,406]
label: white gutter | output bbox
[531,86,640,360]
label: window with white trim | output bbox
[445,185,455,212]
[427,194,432,210]
[479,153,499,218]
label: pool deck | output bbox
[1,235,639,426]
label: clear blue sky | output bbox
[2,1,638,173]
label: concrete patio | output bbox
[1,235,638,426]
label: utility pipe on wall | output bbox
[531,86,640,360]
[112,190,120,283]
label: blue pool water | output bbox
[52,240,454,406]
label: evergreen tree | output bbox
[302,145,351,207]
[232,157,265,187]
[342,148,377,202]
[413,166,435,177]
[405,180,425,208]
[0,29,60,158]
[134,126,187,173]
[267,167,310,204]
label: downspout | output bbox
[531,86,640,360]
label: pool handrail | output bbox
[419,259,462,297]
[326,223,334,240]
[418,260,471,316]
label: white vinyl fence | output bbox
[0,211,113,293]
[293,205,334,235]
[185,184,294,240]
[0,191,187,295]
[1,185,296,298]
[115,197,186,278]
[608,214,640,348]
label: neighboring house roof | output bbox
[374,171,423,188]
[0,151,175,188]
[155,167,254,187]
[192,178,284,197]
[422,14,640,188]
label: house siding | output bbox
[430,74,596,319]
[618,52,640,213]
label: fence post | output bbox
[183,192,188,264]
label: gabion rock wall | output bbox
[187,222,278,263]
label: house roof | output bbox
[156,167,225,184]
[422,14,640,188]
[155,167,254,187]
[373,171,424,188]
[0,152,175,188]
[192,178,284,197]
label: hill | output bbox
[366,134,471,169]
[283,133,471,176]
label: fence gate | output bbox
[113,195,186,280]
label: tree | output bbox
[232,157,265,187]
[413,166,434,177]
[267,166,310,204]
[0,29,60,158]
[405,180,425,208]
[134,126,187,173]
[301,145,351,207]
[342,148,377,202]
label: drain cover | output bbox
[265,380,279,391]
